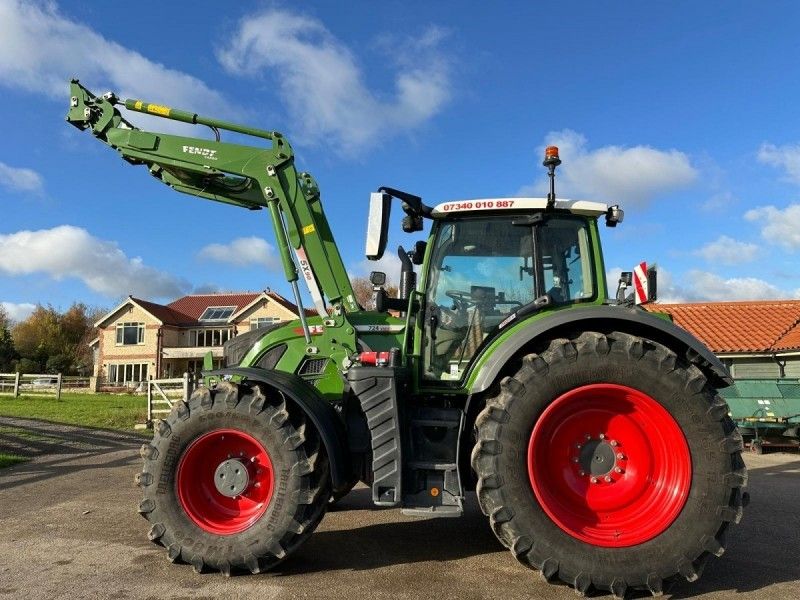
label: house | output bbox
[646,300,800,378]
[91,290,308,384]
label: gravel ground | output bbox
[1,416,798,600]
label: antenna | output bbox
[543,146,561,210]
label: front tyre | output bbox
[136,381,331,575]
[471,331,748,598]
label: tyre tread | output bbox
[471,330,747,596]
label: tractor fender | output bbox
[207,366,351,492]
[468,305,732,396]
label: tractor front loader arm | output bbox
[66,80,359,319]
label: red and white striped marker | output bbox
[633,261,649,305]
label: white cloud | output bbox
[608,266,799,303]
[757,142,800,184]
[744,204,800,250]
[197,237,280,270]
[0,161,43,193]
[0,1,231,124]
[0,225,187,298]
[217,9,451,153]
[1,301,36,322]
[693,235,758,265]
[701,191,736,212]
[520,130,697,205]
[683,270,799,302]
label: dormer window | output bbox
[199,306,236,322]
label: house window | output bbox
[116,322,144,345]
[188,358,224,375]
[251,317,282,330]
[199,306,236,322]
[108,363,148,384]
[190,328,233,347]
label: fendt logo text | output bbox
[182,145,218,160]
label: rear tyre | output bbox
[136,381,331,574]
[471,331,747,598]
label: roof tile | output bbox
[167,292,261,321]
[129,291,310,326]
[645,300,800,353]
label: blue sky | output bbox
[2,0,800,320]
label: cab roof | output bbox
[431,197,609,218]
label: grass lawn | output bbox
[0,393,149,432]
[0,452,28,469]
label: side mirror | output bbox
[616,271,632,303]
[365,192,392,260]
[605,205,624,227]
[410,240,427,265]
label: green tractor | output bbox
[67,80,747,597]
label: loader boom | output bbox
[66,80,359,319]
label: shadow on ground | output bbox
[668,457,800,599]
[0,416,143,491]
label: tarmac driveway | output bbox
[1,416,798,600]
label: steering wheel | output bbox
[445,289,474,310]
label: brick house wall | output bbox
[93,291,304,383]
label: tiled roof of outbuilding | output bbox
[645,300,800,353]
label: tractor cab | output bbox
[366,147,624,382]
[421,198,606,381]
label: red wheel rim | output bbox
[176,429,274,535]
[527,384,691,547]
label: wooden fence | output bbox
[145,372,195,426]
[0,373,64,399]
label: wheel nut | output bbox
[250,456,257,463]
[584,434,591,440]
[572,457,579,463]
[615,467,624,474]
[576,443,582,449]
[599,433,606,440]
[579,470,586,476]
[616,453,625,460]
[610,440,618,447]
[604,476,612,483]
[254,482,261,488]
[590,477,598,484]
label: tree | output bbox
[0,305,16,372]
[16,358,39,374]
[11,303,105,375]
[12,305,59,371]
[351,277,400,311]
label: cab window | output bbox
[423,215,594,381]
